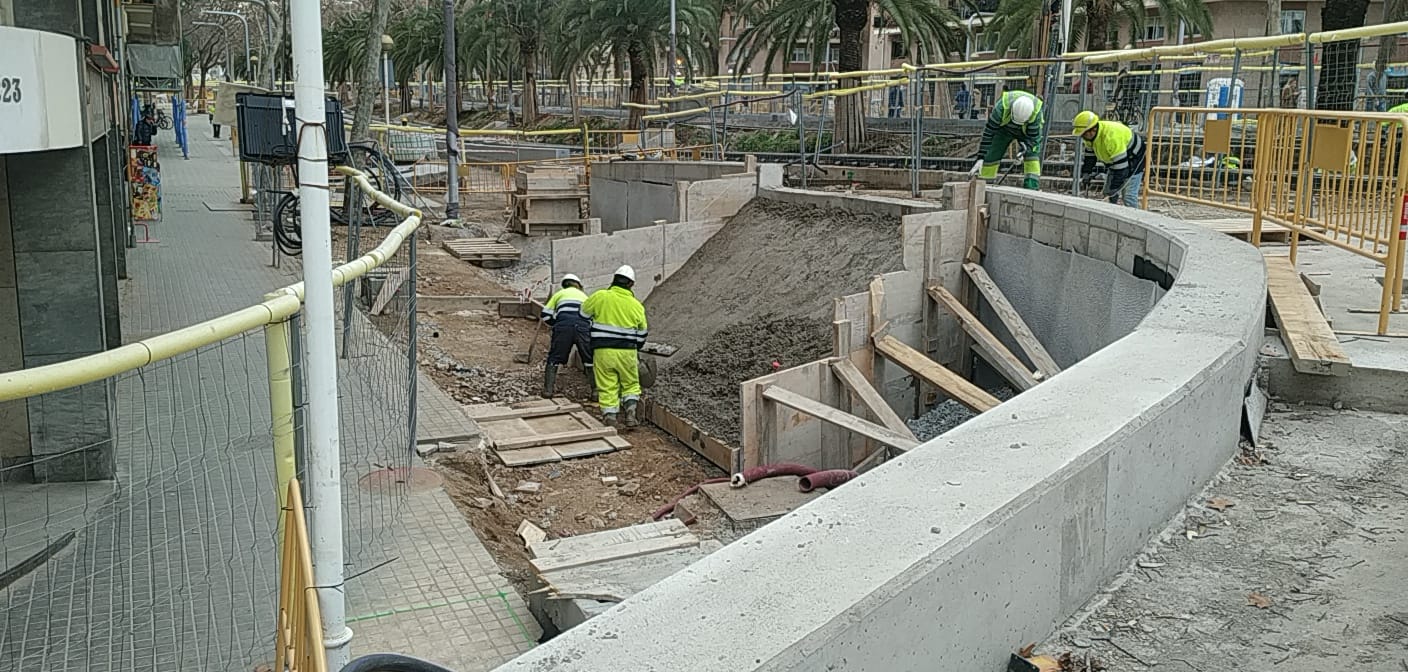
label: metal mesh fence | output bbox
[0,190,418,671]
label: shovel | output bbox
[515,320,545,364]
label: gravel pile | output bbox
[907,387,1016,441]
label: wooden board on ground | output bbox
[1265,256,1352,376]
[640,398,737,471]
[473,400,631,466]
[699,476,822,523]
[529,520,699,573]
[535,542,722,603]
[1190,217,1292,243]
[441,238,522,265]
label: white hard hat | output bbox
[561,273,581,285]
[1011,95,1036,125]
[614,265,636,282]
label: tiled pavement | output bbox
[0,125,535,671]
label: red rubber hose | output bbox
[797,469,859,492]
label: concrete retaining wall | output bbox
[589,161,753,231]
[497,188,1265,672]
[549,218,726,300]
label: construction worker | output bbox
[970,89,1045,190]
[540,273,592,397]
[581,265,648,427]
[1072,110,1146,208]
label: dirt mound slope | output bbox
[644,197,903,445]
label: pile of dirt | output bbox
[644,198,903,444]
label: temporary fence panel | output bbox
[0,167,420,671]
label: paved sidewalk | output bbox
[0,125,535,671]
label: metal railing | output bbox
[276,479,327,672]
[1143,105,1408,333]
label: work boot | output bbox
[1023,176,1040,190]
[623,400,640,428]
[542,366,557,397]
[602,412,619,428]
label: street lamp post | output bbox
[668,0,678,94]
[202,9,251,83]
[240,0,277,87]
[381,34,395,126]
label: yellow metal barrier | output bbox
[1144,106,1408,333]
[276,479,327,672]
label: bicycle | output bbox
[1105,99,1143,129]
[155,107,173,131]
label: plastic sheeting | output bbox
[127,44,183,80]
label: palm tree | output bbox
[985,0,1211,56]
[349,0,393,141]
[490,0,556,124]
[1315,0,1370,111]
[556,0,723,126]
[731,0,961,152]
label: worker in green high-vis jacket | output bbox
[969,90,1046,190]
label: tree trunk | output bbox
[520,41,539,125]
[1315,0,1370,111]
[400,81,411,115]
[833,0,869,152]
[351,0,393,142]
[614,44,628,107]
[569,70,582,124]
[198,67,208,113]
[1374,0,1406,105]
[627,42,649,127]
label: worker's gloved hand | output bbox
[1022,176,1040,190]
[969,160,983,177]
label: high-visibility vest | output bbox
[581,286,648,350]
[542,286,588,323]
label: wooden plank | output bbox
[570,411,606,430]
[874,334,999,413]
[530,535,700,573]
[829,359,917,444]
[1265,256,1352,376]
[927,284,1040,391]
[371,268,408,316]
[495,446,562,467]
[962,263,1062,378]
[761,386,920,452]
[529,520,689,561]
[868,275,887,337]
[641,398,734,471]
[463,403,583,422]
[537,542,721,602]
[495,427,617,451]
[699,477,820,522]
[552,439,618,459]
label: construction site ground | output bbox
[336,205,738,601]
[1040,403,1408,671]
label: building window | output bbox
[1281,10,1306,34]
[791,45,810,63]
[1144,19,1166,42]
[891,40,906,61]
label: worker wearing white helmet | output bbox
[580,265,649,427]
[969,89,1046,190]
[541,273,592,396]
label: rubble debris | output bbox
[908,387,1016,441]
[515,481,542,494]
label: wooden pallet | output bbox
[1189,217,1293,244]
[464,398,631,466]
[441,238,522,266]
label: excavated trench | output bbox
[644,198,903,445]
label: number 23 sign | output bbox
[0,26,84,154]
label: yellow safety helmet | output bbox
[1072,110,1100,136]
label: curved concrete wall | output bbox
[493,188,1266,672]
